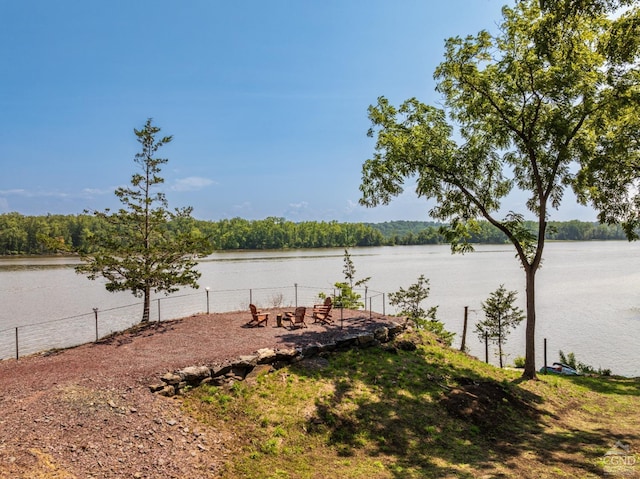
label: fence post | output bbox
[364,286,368,313]
[544,338,548,374]
[485,332,489,364]
[249,289,253,306]
[15,327,19,360]
[382,293,386,316]
[157,298,161,324]
[294,283,298,307]
[93,307,99,342]
[369,297,372,320]
[206,287,210,314]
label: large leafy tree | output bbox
[359,0,638,379]
[76,119,212,323]
[535,0,640,238]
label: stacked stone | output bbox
[149,323,403,397]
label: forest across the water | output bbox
[0,212,628,255]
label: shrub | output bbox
[389,274,454,346]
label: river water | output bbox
[1,241,638,376]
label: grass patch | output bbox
[183,330,640,478]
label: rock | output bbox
[318,342,337,353]
[211,364,233,378]
[256,348,276,363]
[275,348,300,361]
[178,366,210,384]
[373,327,389,342]
[357,333,375,346]
[161,372,181,385]
[211,377,227,386]
[157,385,175,397]
[233,355,258,368]
[336,335,359,349]
[300,344,320,357]
[388,322,404,337]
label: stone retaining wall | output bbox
[149,322,405,397]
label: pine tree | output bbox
[475,285,524,368]
[76,119,212,323]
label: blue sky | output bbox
[0,0,597,223]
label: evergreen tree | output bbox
[75,119,212,323]
[330,249,371,309]
[388,274,453,346]
[475,285,525,368]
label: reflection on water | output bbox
[0,263,77,272]
[0,256,81,271]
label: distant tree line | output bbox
[0,212,629,255]
[365,219,629,245]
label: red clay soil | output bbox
[0,308,399,478]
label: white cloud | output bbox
[288,201,309,210]
[0,188,28,196]
[171,176,215,192]
[81,187,113,196]
[0,188,70,198]
[233,201,253,211]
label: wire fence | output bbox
[0,284,388,361]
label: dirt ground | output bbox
[0,308,398,478]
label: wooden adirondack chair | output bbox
[312,296,333,324]
[285,306,307,329]
[246,304,269,327]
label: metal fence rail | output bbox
[0,284,388,360]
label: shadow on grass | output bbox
[286,330,638,478]
[561,374,640,396]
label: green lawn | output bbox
[183,330,640,479]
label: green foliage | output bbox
[330,249,370,309]
[514,356,526,368]
[0,215,630,256]
[360,0,637,379]
[389,274,435,323]
[559,350,612,376]
[388,274,454,346]
[475,285,525,368]
[421,319,455,347]
[75,119,212,322]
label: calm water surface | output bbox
[1,242,638,376]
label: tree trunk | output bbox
[460,306,468,352]
[522,266,537,379]
[142,284,151,323]
[498,313,503,368]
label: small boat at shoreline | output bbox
[540,362,580,375]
